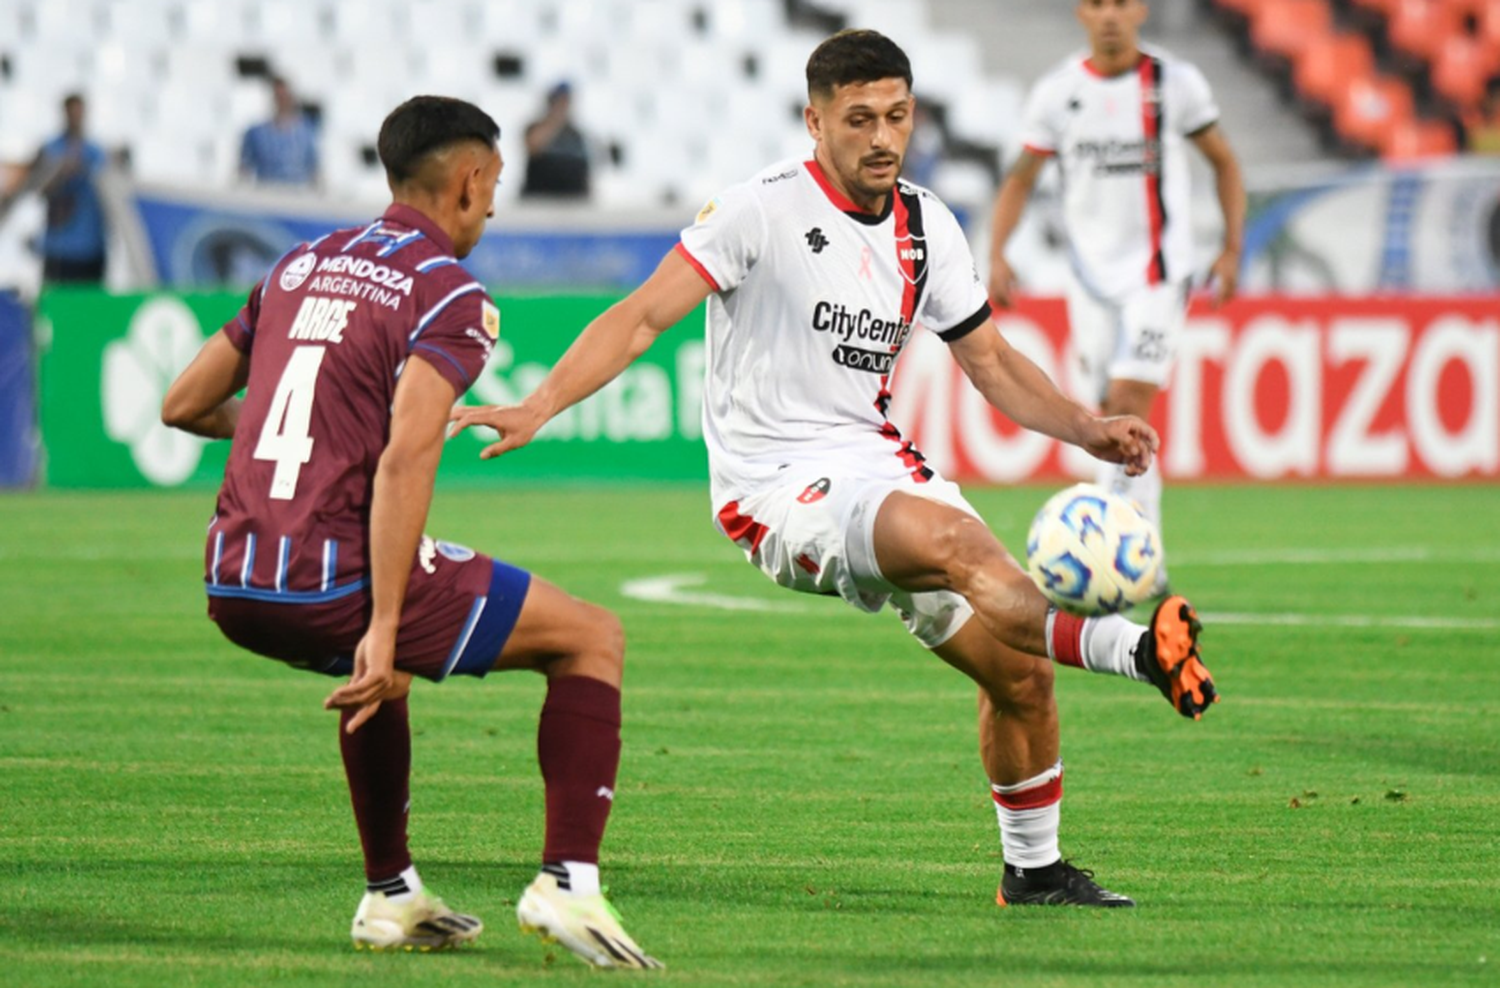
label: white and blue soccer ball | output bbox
[1026,483,1162,616]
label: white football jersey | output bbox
[1019,46,1219,300]
[677,157,992,510]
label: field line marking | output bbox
[1201,611,1500,631]
[620,572,809,613]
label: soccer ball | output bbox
[1025,483,1161,616]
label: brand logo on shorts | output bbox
[797,478,831,504]
[436,541,476,563]
[279,252,317,292]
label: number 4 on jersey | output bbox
[254,345,327,500]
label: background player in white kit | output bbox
[455,29,1218,907]
[989,0,1246,592]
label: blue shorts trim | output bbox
[442,560,532,679]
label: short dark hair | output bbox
[377,96,501,184]
[805,29,912,101]
[62,92,84,110]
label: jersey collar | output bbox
[804,158,894,227]
[1082,52,1145,78]
[380,203,456,257]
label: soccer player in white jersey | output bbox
[989,0,1245,592]
[455,29,1218,908]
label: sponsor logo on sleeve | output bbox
[279,252,317,292]
[696,198,720,223]
[481,300,500,340]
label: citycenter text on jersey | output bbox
[811,301,912,348]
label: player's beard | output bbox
[850,152,901,203]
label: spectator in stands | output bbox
[521,82,590,199]
[0,93,109,284]
[903,100,944,189]
[239,76,320,188]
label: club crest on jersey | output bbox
[797,478,831,504]
[895,234,927,286]
[481,300,500,340]
[279,252,317,292]
[436,541,476,563]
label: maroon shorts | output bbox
[207,543,532,682]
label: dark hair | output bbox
[377,96,501,184]
[805,29,912,100]
[62,92,84,109]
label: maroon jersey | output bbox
[204,204,498,605]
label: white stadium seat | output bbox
[0,0,1016,209]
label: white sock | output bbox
[368,864,423,903]
[544,861,601,897]
[990,761,1063,868]
[1081,614,1150,682]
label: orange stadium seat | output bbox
[1387,0,1462,63]
[1293,32,1377,109]
[1250,0,1334,61]
[1431,32,1500,110]
[1333,73,1416,151]
[1380,116,1459,158]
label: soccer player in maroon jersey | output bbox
[160,96,660,969]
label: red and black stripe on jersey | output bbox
[1139,54,1169,285]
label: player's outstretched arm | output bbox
[1190,124,1245,307]
[161,330,251,439]
[949,321,1158,476]
[450,248,712,459]
[324,354,453,732]
[987,149,1046,310]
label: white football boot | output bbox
[350,889,482,951]
[516,872,663,969]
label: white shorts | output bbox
[1066,279,1189,403]
[715,469,978,649]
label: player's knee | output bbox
[932,515,1015,591]
[556,600,625,684]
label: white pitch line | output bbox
[619,572,1499,632]
[620,573,809,613]
[1201,611,1500,631]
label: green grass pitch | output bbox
[1,483,1497,987]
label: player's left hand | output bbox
[324,628,409,733]
[1208,249,1240,308]
[1082,415,1158,476]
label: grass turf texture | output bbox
[1,484,1496,988]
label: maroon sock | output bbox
[339,696,413,882]
[538,676,622,864]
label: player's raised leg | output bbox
[872,491,1216,715]
[489,577,663,970]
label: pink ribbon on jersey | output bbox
[858,246,873,280]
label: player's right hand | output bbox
[325,628,407,733]
[448,403,543,460]
[989,257,1018,309]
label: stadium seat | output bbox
[1250,0,1334,62]
[1293,32,1377,110]
[1379,115,1459,158]
[1332,73,1416,151]
[1430,33,1500,110]
[1386,0,1462,63]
